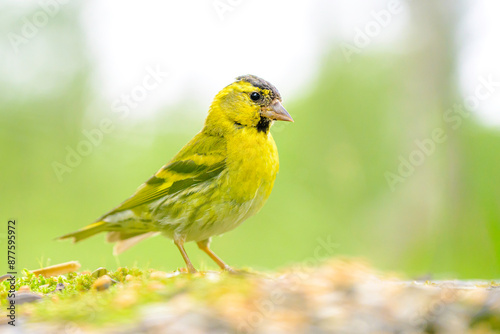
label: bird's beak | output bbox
[262,100,294,122]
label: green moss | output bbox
[0,267,254,326]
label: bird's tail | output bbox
[59,221,108,243]
[59,220,159,254]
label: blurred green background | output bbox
[1,1,499,278]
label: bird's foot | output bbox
[223,265,237,274]
[222,267,263,277]
[221,266,254,276]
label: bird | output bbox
[59,75,293,273]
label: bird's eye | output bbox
[250,92,261,101]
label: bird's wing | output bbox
[98,132,227,220]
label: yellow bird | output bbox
[59,75,293,273]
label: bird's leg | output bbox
[174,238,197,273]
[197,238,235,272]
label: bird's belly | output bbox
[154,173,273,242]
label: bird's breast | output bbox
[225,128,279,203]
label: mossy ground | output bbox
[1,266,257,326]
[1,259,500,333]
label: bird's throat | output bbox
[256,117,271,134]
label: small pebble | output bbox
[93,275,112,291]
[18,285,30,293]
[55,283,66,292]
[92,267,108,278]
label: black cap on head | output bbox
[236,75,282,101]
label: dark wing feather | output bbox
[97,132,227,220]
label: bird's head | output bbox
[205,75,293,135]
